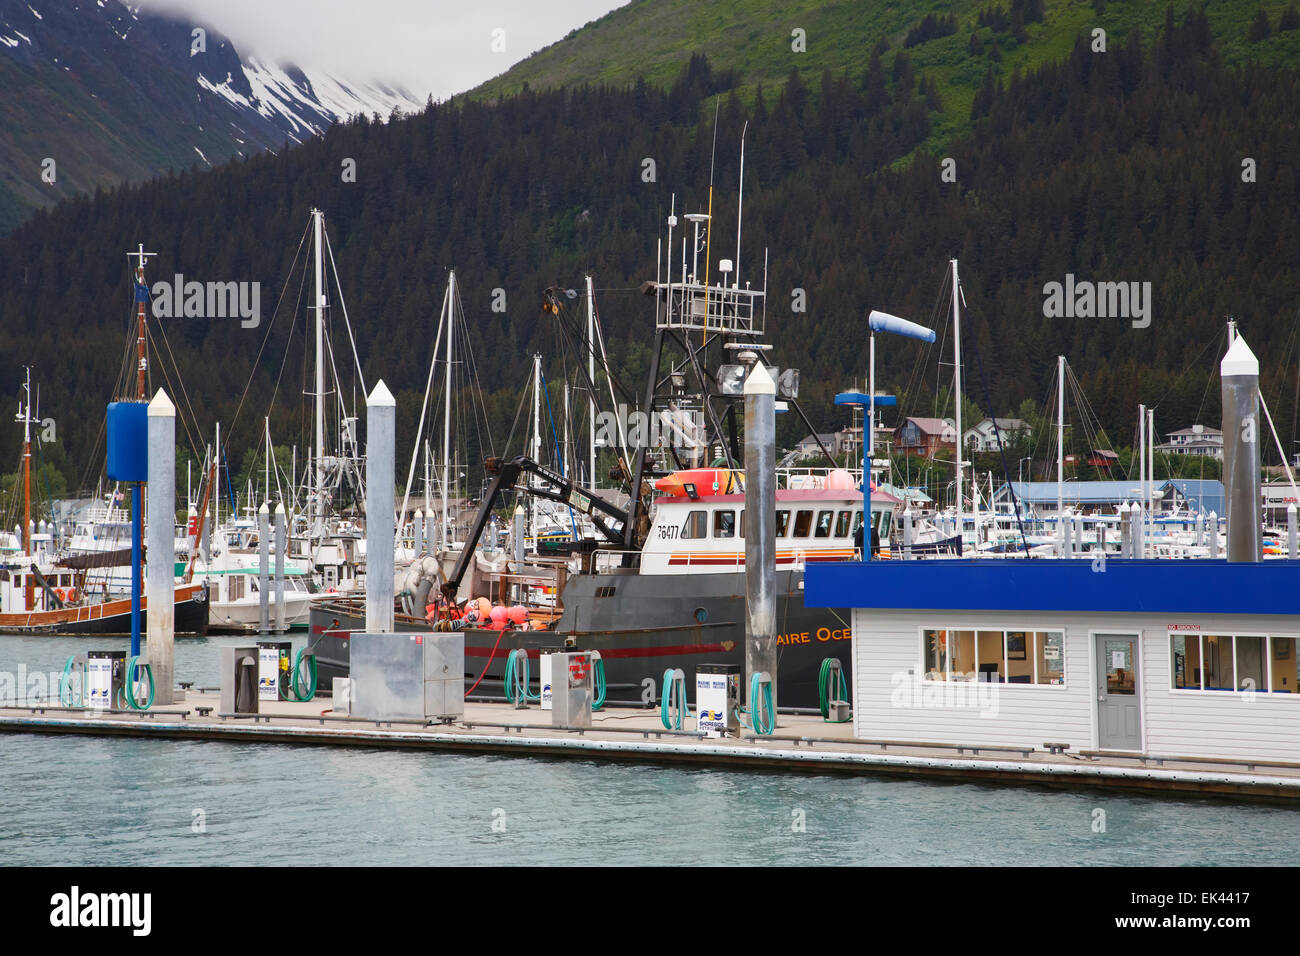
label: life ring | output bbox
[54,588,66,602]
[65,587,78,603]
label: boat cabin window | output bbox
[852,511,864,536]
[814,510,834,538]
[713,510,736,538]
[793,510,813,537]
[739,509,745,538]
[923,628,1065,685]
[681,511,708,539]
[776,510,790,538]
[835,511,851,537]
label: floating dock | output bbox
[5,694,1300,802]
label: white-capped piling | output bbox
[902,506,914,560]
[274,502,286,632]
[1119,503,1130,557]
[744,363,777,716]
[146,389,175,705]
[258,502,270,633]
[1209,511,1220,558]
[1221,333,1262,562]
[414,508,425,555]
[1289,504,1297,560]
[366,380,396,633]
[1195,511,1205,548]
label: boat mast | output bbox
[585,275,596,488]
[951,259,963,540]
[442,271,455,550]
[1058,355,1066,540]
[312,208,326,553]
[1138,402,1146,557]
[18,366,32,556]
[130,243,153,401]
[531,353,542,540]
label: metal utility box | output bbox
[87,650,126,710]
[695,663,741,738]
[551,651,592,728]
[258,641,292,702]
[332,678,351,715]
[350,633,464,722]
[538,646,564,711]
[220,645,260,714]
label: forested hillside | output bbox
[1,5,1298,499]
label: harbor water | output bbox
[3,633,1299,866]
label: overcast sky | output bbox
[134,0,626,99]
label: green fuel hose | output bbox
[661,668,689,729]
[747,672,775,736]
[504,648,539,704]
[59,655,83,707]
[592,655,606,711]
[819,658,851,722]
[282,648,317,702]
[123,656,155,711]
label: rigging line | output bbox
[399,281,449,525]
[144,321,202,463]
[225,219,311,446]
[323,228,369,397]
[539,367,579,539]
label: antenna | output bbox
[736,120,748,290]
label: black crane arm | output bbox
[441,456,627,599]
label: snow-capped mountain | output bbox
[0,0,426,231]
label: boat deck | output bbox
[4,693,1300,801]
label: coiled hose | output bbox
[661,667,689,729]
[58,655,84,707]
[504,648,539,704]
[746,672,775,736]
[592,655,606,711]
[819,658,851,722]
[281,647,317,702]
[123,656,155,711]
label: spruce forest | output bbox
[2,5,1298,500]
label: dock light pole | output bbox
[838,310,936,561]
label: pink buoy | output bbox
[508,605,527,625]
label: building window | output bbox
[775,510,790,538]
[1170,632,1286,693]
[713,510,736,538]
[793,509,813,537]
[682,511,707,539]
[923,628,1065,685]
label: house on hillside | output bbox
[1155,425,1224,460]
[894,417,956,458]
[962,417,1028,452]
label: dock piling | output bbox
[258,502,270,634]
[274,502,286,633]
[147,389,175,705]
[366,380,396,633]
[1221,332,1262,563]
[744,362,777,720]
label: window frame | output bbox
[920,625,1069,688]
[1168,629,1284,695]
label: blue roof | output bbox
[1161,478,1225,515]
[995,479,1224,511]
[805,559,1300,616]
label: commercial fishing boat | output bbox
[309,180,893,708]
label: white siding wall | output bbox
[850,608,1093,751]
[850,608,1300,760]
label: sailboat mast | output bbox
[951,259,963,540]
[20,366,31,556]
[1058,356,1066,535]
[442,271,455,550]
[585,275,596,487]
[312,208,326,550]
[132,244,151,401]
[532,353,542,539]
